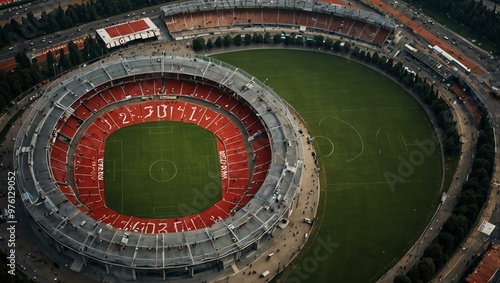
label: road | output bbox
[0,1,164,62]
[0,0,88,26]
[385,0,499,74]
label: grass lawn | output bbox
[103,121,221,218]
[214,49,443,282]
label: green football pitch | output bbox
[214,50,443,282]
[103,121,222,218]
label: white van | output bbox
[260,270,270,278]
[443,36,449,40]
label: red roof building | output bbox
[466,244,500,283]
[96,18,160,49]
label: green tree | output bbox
[15,51,31,69]
[332,40,341,52]
[273,34,282,44]
[457,190,476,207]
[417,257,436,282]
[192,37,205,51]
[68,41,83,66]
[423,243,446,269]
[233,34,242,46]
[0,95,6,111]
[314,35,324,47]
[371,52,380,65]
[352,46,361,57]
[252,32,263,43]
[0,81,12,103]
[365,52,372,62]
[324,37,333,50]
[244,34,251,45]
[206,39,213,50]
[58,48,72,71]
[214,36,222,48]
[443,214,469,240]
[263,32,271,44]
[223,34,232,47]
[436,232,456,254]
[393,275,412,283]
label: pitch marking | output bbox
[319,116,364,162]
[312,135,335,157]
[149,159,178,182]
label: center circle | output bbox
[149,160,178,182]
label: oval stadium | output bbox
[5,0,498,282]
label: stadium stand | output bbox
[161,0,396,46]
[14,54,303,280]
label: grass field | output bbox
[103,121,221,218]
[214,50,443,282]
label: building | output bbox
[14,54,303,281]
[96,18,161,49]
[465,244,500,283]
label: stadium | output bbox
[10,0,403,281]
[11,0,477,282]
[14,53,306,280]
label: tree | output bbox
[423,243,446,269]
[284,35,291,46]
[314,35,324,47]
[20,68,34,90]
[352,46,360,57]
[393,275,412,283]
[223,34,232,47]
[342,42,351,53]
[273,34,282,44]
[252,32,263,43]
[457,190,476,207]
[0,94,6,111]
[233,34,242,46]
[436,232,456,254]
[46,51,56,77]
[244,34,251,45]
[364,51,372,62]
[192,37,205,51]
[68,41,83,66]
[443,214,469,240]
[263,32,271,44]
[0,81,12,103]
[206,39,213,50]
[15,51,31,69]
[324,37,333,50]
[214,36,222,48]
[58,48,72,71]
[371,51,380,65]
[417,257,436,282]
[332,40,341,52]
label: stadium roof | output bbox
[465,244,500,283]
[96,18,160,49]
